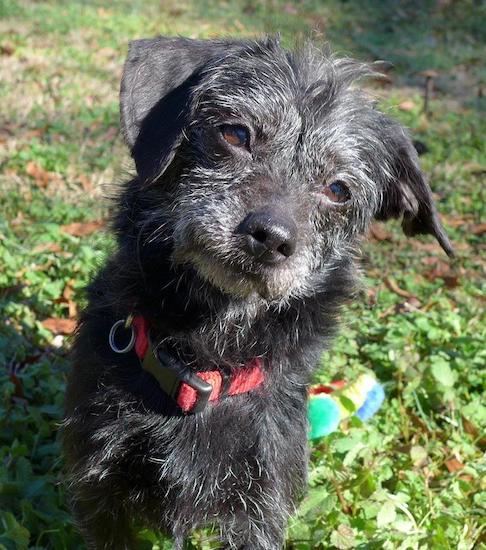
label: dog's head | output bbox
[120,37,452,302]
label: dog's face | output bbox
[120,37,452,303]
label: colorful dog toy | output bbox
[308,372,385,440]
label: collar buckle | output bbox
[142,345,212,413]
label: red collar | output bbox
[130,316,264,413]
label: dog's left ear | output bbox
[120,37,233,183]
[375,124,454,257]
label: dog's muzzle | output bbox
[238,207,298,266]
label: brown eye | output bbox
[220,124,250,148]
[323,180,351,204]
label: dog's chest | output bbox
[125,389,309,524]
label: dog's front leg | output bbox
[71,501,135,550]
[220,511,287,550]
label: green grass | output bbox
[0,1,485,548]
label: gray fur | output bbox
[63,36,452,550]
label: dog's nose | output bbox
[239,209,297,265]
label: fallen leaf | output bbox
[471,223,486,236]
[26,161,60,188]
[369,223,392,242]
[399,100,415,111]
[423,258,459,288]
[463,162,486,176]
[0,42,15,56]
[32,242,62,254]
[461,415,479,438]
[395,296,422,313]
[77,174,93,192]
[412,241,443,253]
[60,220,104,237]
[459,474,474,483]
[63,280,77,318]
[445,458,464,473]
[16,260,54,278]
[42,317,77,335]
[25,128,45,139]
[441,214,471,228]
[384,277,415,299]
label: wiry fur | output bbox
[63,37,452,549]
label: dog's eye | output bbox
[323,180,351,204]
[220,124,250,148]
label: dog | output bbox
[62,36,453,549]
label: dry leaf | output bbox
[423,258,459,288]
[384,277,415,299]
[369,223,392,242]
[463,162,486,176]
[77,174,93,192]
[63,280,77,318]
[42,317,77,335]
[32,242,62,254]
[412,241,443,253]
[60,220,104,237]
[445,458,464,473]
[25,128,44,139]
[471,223,486,236]
[0,42,15,56]
[461,415,479,438]
[441,215,470,228]
[399,100,415,111]
[26,161,60,188]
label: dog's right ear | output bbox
[120,37,226,183]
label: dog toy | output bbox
[308,373,385,440]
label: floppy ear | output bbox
[120,37,230,183]
[375,125,454,257]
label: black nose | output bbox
[238,208,298,265]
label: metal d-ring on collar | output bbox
[108,318,135,354]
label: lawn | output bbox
[0,1,485,548]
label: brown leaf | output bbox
[16,260,54,278]
[458,474,474,483]
[63,280,78,318]
[0,42,15,56]
[369,223,392,242]
[423,258,459,288]
[445,458,464,473]
[471,223,486,236]
[77,174,93,192]
[399,100,415,111]
[384,277,415,299]
[42,317,77,335]
[412,241,443,253]
[461,415,479,438]
[60,220,104,237]
[26,161,60,188]
[441,215,470,228]
[32,242,62,254]
[463,162,486,176]
[25,128,45,139]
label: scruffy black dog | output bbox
[63,37,452,549]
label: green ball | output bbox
[308,396,341,440]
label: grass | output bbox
[0,1,485,548]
